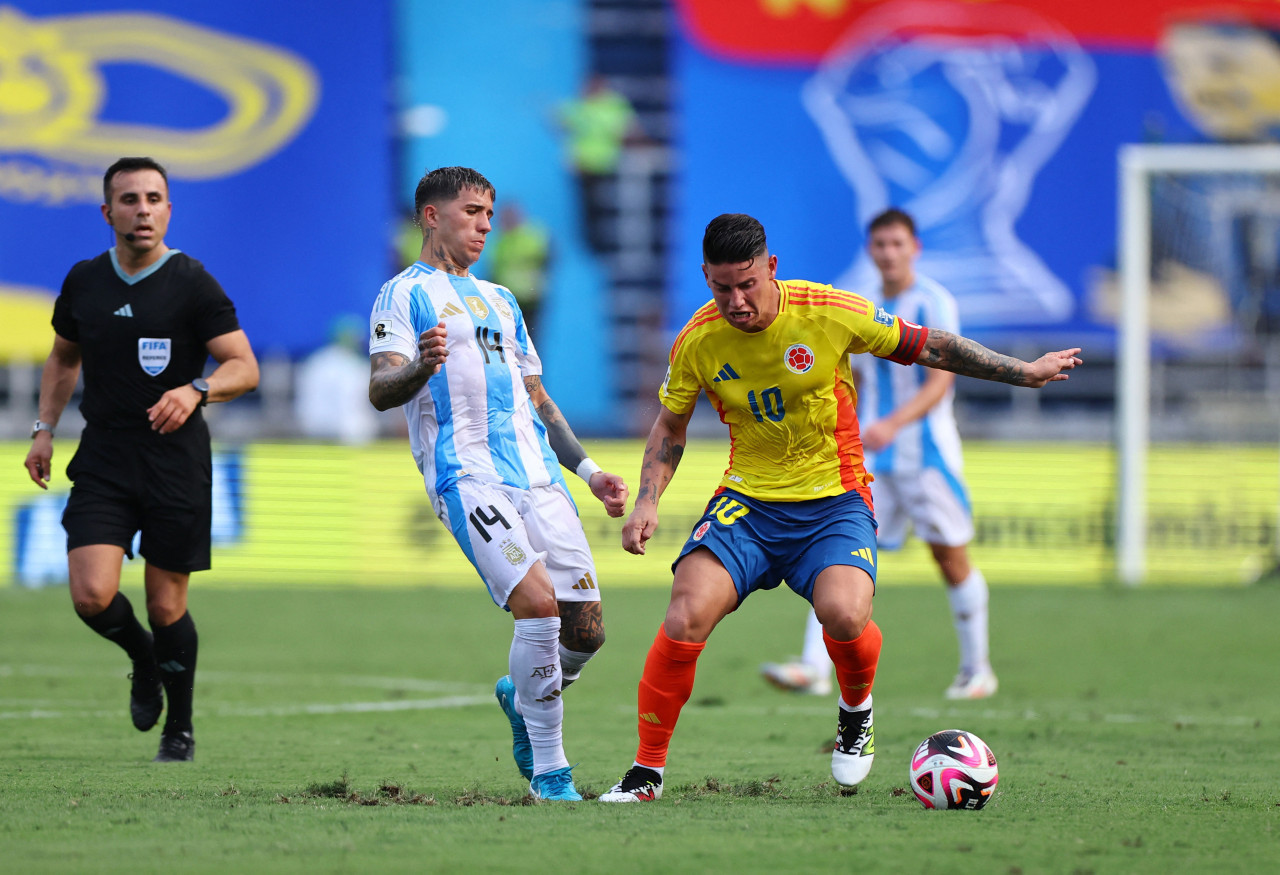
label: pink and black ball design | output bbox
[908,729,999,810]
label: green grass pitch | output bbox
[2,582,1278,873]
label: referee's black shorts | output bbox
[62,423,213,573]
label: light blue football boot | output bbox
[494,675,533,780]
[529,766,583,802]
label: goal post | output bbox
[1117,143,1280,585]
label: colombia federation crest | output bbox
[784,343,815,374]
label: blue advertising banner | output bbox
[671,0,1269,354]
[0,1,392,359]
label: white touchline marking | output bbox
[1,709,119,720]
[619,703,1263,729]
[2,664,485,694]
[198,671,487,694]
[0,664,495,721]
[215,696,494,717]
[0,696,494,721]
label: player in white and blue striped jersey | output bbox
[368,167,629,801]
[761,209,996,701]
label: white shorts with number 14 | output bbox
[434,479,600,609]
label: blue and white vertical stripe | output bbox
[369,262,564,502]
[852,274,967,503]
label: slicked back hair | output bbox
[867,207,917,238]
[702,213,768,266]
[413,166,496,226]
[103,157,168,204]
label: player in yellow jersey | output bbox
[599,213,1081,802]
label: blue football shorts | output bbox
[672,487,878,604]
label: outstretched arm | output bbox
[621,404,694,555]
[917,329,1081,388]
[525,374,628,517]
[369,323,448,411]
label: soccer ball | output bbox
[908,729,999,810]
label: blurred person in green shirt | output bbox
[490,202,551,338]
[559,75,642,253]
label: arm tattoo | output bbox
[921,329,1028,386]
[368,351,431,410]
[636,435,684,504]
[527,376,590,471]
[656,436,683,469]
[556,601,604,652]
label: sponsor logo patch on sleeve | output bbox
[874,306,894,326]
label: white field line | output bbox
[614,703,1265,729]
[0,663,493,721]
[1,664,481,693]
[0,696,495,720]
[3,664,1265,728]
[216,696,493,717]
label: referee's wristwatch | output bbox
[31,420,54,439]
[191,377,210,407]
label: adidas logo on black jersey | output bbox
[712,363,740,382]
[113,304,134,317]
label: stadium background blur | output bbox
[2,0,1278,590]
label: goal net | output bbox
[1117,144,1280,584]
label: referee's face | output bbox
[103,170,171,252]
[704,252,780,333]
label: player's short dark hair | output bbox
[413,166,496,226]
[103,157,168,203]
[703,213,768,265]
[868,207,917,237]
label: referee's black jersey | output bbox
[52,250,241,433]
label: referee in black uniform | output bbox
[23,157,259,762]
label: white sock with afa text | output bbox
[511,617,569,776]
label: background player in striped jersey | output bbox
[761,208,997,701]
[600,213,1079,802]
[368,167,628,802]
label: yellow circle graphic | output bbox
[0,6,319,180]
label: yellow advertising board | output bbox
[2,441,1274,589]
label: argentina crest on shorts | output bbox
[138,338,171,376]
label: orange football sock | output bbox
[823,620,882,708]
[635,624,705,768]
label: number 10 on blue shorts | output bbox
[673,488,878,604]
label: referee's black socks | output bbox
[152,612,198,735]
[79,592,153,663]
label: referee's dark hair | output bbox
[703,213,767,266]
[103,157,169,204]
[413,166,496,227]
[867,207,917,238]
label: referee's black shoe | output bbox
[153,730,195,763]
[129,642,164,732]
